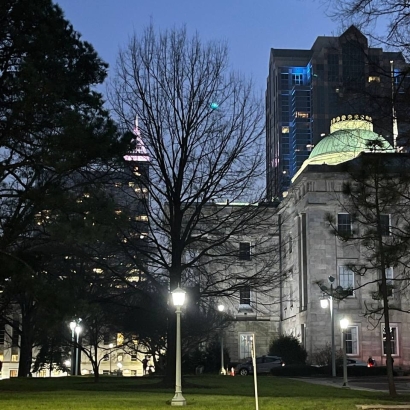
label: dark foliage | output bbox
[268,335,307,365]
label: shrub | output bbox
[270,364,320,377]
[310,343,343,370]
[269,335,307,365]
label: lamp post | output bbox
[75,324,82,376]
[171,285,186,406]
[109,343,113,375]
[69,321,76,376]
[217,304,225,375]
[340,317,349,387]
[320,275,336,377]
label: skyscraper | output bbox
[266,26,405,199]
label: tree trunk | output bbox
[163,310,176,387]
[18,315,33,377]
[92,344,100,383]
[381,273,397,397]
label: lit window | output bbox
[93,268,103,274]
[117,355,123,362]
[344,326,358,355]
[292,73,303,85]
[115,210,122,215]
[117,333,124,346]
[239,333,253,359]
[368,76,380,83]
[114,182,121,188]
[103,354,109,361]
[83,193,90,198]
[11,355,19,362]
[295,112,309,118]
[282,126,289,133]
[239,242,251,260]
[382,326,398,355]
[128,182,135,187]
[135,215,148,222]
[339,266,354,296]
[337,213,352,236]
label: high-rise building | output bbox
[266,25,406,199]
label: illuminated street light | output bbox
[75,324,82,376]
[217,304,225,375]
[69,319,82,375]
[171,285,186,406]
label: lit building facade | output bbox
[278,116,410,368]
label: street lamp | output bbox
[75,324,82,376]
[340,317,349,388]
[217,304,225,375]
[320,276,336,377]
[69,321,76,376]
[69,319,82,376]
[109,343,114,375]
[171,285,186,406]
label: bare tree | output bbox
[109,25,282,384]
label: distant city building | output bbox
[266,25,406,199]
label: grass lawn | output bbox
[0,375,409,410]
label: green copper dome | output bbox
[309,128,393,162]
[291,116,394,183]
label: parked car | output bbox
[235,355,285,376]
[346,358,368,367]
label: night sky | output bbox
[55,0,339,94]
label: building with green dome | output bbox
[277,115,410,370]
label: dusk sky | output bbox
[55,0,342,94]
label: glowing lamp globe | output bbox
[320,298,329,309]
[340,318,349,330]
[172,285,186,307]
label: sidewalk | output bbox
[294,376,410,393]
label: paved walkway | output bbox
[295,376,410,394]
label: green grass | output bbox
[0,375,408,410]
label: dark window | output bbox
[239,242,251,260]
[289,236,293,254]
[383,326,397,355]
[240,286,251,305]
[265,356,281,363]
[338,213,352,235]
[380,214,390,236]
